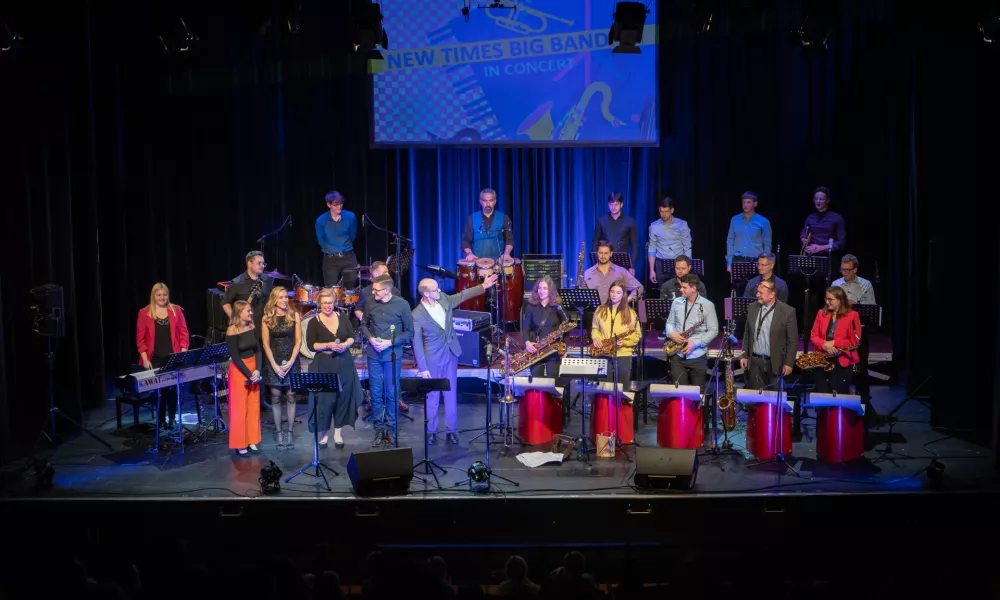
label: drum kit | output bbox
[261,268,363,320]
[455,255,524,321]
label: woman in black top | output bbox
[521,276,569,377]
[226,301,263,455]
[135,283,190,430]
[261,286,302,449]
[306,288,363,449]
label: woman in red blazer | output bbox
[135,283,190,429]
[809,286,862,395]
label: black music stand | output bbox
[656,257,705,277]
[161,346,219,453]
[589,252,633,271]
[557,288,603,460]
[854,304,882,328]
[787,255,830,338]
[731,296,754,322]
[198,343,231,438]
[402,377,450,489]
[731,261,758,294]
[640,298,672,332]
[285,373,340,490]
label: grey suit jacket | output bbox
[741,300,798,373]
[412,286,486,372]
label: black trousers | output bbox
[322,251,359,288]
[145,357,177,423]
[669,354,707,390]
[856,330,871,402]
[812,362,854,395]
[748,355,778,390]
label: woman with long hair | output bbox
[135,283,190,430]
[261,286,302,449]
[809,286,862,395]
[591,280,641,387]
[521,276,569,377]
[305,288,363,449]
[226,300,262,456]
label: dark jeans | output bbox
[323,251,359,288]
[669,354,707,390]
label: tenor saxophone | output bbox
[557,82,624,140]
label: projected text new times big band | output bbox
[371,1,658,146]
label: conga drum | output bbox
[745,403,792,460]
[456,260,486,311]
[517,389,563,445]
[815,406,864,463]
[657,397,704,448]
[500,256,524,322]
[590,394,635,445]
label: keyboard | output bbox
[119,362,226,394]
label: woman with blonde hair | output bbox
[226,300,262,455]
[305,288,363,449]
[135,283,190,430]
[591,279,641,387]
[261,286,302,449]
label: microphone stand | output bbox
[257,215,292,258]
[390,325,399,448]
[608,312,631,462]
[363,214,412,293]
[772,345,800,476]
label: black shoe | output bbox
[428,433,437,445]
[383,434,395,447]
[446,433,459,445]
[372,431,386,447]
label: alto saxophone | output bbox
[796,324,862,371]
[503,321,576,376]
[663,316,706,356]
[591,331,632,357]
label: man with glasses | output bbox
[832,254,876,407]
[222,250,274,331]
[740,279,798,390]
[743,252,789,303]
[411,273,498,445]
[361,274,414,447]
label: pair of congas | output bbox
[455,257,523,321]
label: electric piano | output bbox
[119,362,228,395]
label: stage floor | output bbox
[1,381,994,501]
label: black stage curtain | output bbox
[1,0,996,461]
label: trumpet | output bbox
[486,5,574,35]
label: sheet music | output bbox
[515,452,565,468]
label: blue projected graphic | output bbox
[371,1,658,146]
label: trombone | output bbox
[487,4,574,35]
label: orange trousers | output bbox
[228,356,262,449]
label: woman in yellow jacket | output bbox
[591,279,642,387]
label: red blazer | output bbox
[136,305,190,364]
[810,309,861,368]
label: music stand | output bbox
[738,385,800,476]
[198,343,231,437]
[401,377,450,489]
[787,255,830,338]
[731,261,758,293]
[161,346,221,453]
[560,356,609,463]
[557,289,602,459]
[285,372,340,491]
[589,252,633,271]
[854,304,882,328]
[656,258,705,277]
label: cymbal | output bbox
[264,269,292,280]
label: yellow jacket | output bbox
[591,307,641,357]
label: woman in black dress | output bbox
[262,286,302,449]
[306,288,363,448]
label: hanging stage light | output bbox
[353,1,389,60]
[609,2,650,54]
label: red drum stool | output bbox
[745,402,792,460]
[517,389,563,445]
[656,397,704,448]
[590,394,634,445]
[804,393,865,463]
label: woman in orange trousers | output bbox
[226,300,262,455]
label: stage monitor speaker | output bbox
[455,327,489,367]
[634,447,698,490]
[347,447,414,496]
[29,284,65,338]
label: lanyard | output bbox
[682,298,697,330]
[756,304,774,343]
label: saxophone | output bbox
[556,82,625,140]
[591,316,637,357]
[796,320,862,371]
[663,316,706,356]
[716,328,737,432]
[576,241,585,288]
[502,320,576,376]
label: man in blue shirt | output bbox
[315,191,360,289]
[664,274,718,390]
[647,197,692,287]
[726,191,772,281]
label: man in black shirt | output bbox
[353,260,404,416]
[591,192,638,275]
[361,274,414,447]
[223,250,273,331]
[659,255,707,299]
[743,252,789,303]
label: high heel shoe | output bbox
[318,434,329,448]
[334,430,344,449]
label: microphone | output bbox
[361,214,366,228]
[828,237,834,253]
[725,331,739,346]
[555,303,568,321]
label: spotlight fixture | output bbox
[789,0,835,51]
[158,17,199,54]
[609,1,650,54]
[259,460,283,495]
[29,457,55,491]
[1,21,23,53]
[690,0,718,34]
[981,12,999,44]
[467,460,491,484]
[353,1,389,60]
[924,459,945,490]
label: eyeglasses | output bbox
[840,268,855,272]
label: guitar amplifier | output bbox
[453,309,491,332]
[206,288,228,333]
[456,327,490,367]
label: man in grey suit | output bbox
[412,273,498,444]
[740,279,798,390]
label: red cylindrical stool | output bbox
[590,394,634,445]
[815,406,864,462]
[517,389,563,445]
[745,403,792,460]
[657,397,704,448]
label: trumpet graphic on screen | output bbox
[487,5,574,34]
[516,82,625,140]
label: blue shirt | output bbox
[753,302,776,357]
[315,210,358,255]
[726,212,772,265]
[664,295,719,360]
[647,218,692,259]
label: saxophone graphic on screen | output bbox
[516,82,625,141]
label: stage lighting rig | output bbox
[1,21,23,53]
[353,1,389,60]
[609,2,649,54]
[157,17,199,54]
[790,0,835,51]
